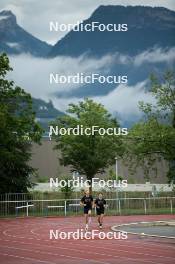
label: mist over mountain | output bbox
[48,5,175,100]
[0,10,51,57]
[49,5,175,57]
[1,5,175,127]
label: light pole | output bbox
[72,171,79,201]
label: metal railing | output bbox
[0,197,174,218]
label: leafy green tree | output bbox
[0,53,43,193]
[124,71,175,183]
[105,168,123,181]
[53,99,124,192]
[60,176,74,199]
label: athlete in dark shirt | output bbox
[95,193,106,229]
[80,190,93,230]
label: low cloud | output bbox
[8,53,116,101]
[7,46,174,124]
[94,81,154,122]
[51,81,154,124]
[134,47,175,66]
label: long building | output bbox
[29,139,169,184]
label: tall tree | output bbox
[0,53,43,193]
[53,99,124,192]
[124,71,175,183]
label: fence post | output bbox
[26,202,29,217]
[170,199,173,214]
[64,200,67,217]
[144,199,147,215]
[118,199,121,215]
[116,198,118,215]
[5,193,8,217]
[15,207,18,217]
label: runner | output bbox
[80,190,93,231]
[95,193,106,229]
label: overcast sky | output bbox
[0,0,174,44]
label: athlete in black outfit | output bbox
[95,193,106,229]
[80,190,93,230]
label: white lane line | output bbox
[0,245,111,264]
[3,222,175,252]
[0,252,56,264]
[0,238,172,264]
[2,224,175,259]
[2,220,175,252]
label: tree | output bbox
[53,99,124,192]
[0,53,43,193]
[60,176,74,199]
[124,71,175,183]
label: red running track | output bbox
[0,215,175,264]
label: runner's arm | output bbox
[94,199,99,208]
[80,197,86,207]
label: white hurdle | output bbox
[15,202,34,217]
[46,201,67,216]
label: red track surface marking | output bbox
[0,215,175,264]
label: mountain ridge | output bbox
[49,5,175,57]
[0,10,52,57]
